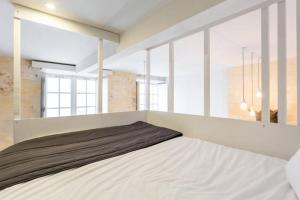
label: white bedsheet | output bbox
[0,137,297,200]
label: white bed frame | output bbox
[14,111,300,160]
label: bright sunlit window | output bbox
[44,75,98,117]
[76,79,97,115]
[45,77,72,117]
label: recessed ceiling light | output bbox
[45,3,56,10]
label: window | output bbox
[45,77,71,117]
[210,9,261,121]
[174,32,204,115]
[76,79,96,115]
[44,75,98,117]
[150,44,169,112]
[137,81,168,111]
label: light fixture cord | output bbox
[251,52,254,106]
[242,47,246,100]
[257,56,260,89]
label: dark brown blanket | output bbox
[0,121,182,191]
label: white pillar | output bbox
[97,39,104,113]
[277,1,287,124]
[204,29,210,117]
[145,50,151,110]
[261,7,270,124]
[168,42,174,112]
[13,18,21,120]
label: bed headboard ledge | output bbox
[14,111,147,143]
[147,111,300,160]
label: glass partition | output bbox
[174,32,204,115]
[150,44,169,112]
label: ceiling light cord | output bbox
[242,47,246,101]
[251,52,254,106]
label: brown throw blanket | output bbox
[0,121,182,191]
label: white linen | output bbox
[0,137,297,200]
[286,149,300,199]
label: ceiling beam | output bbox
[13,4,120,43]
[105,0,280,65]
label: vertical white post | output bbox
[145,50,151,110]
[97,38,104,113]
[13,18,21,120]
[168,42,174,112]
[297,0,300,126]
[204,29,210,117]
[277,1,287,124]
[261,7,270,124]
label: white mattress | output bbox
[0,137,297,200]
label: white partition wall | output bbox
[147,111,300,160]
[14,111,147,143]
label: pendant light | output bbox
[249,52,256,117]
[256,56,262,98]
[240,47,248,110]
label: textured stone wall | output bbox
[108,71,137,113]
[0,56,41,150]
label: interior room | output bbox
[0,0,300,199]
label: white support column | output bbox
[13,18,21,120]
[168,42,174,112]
[261,7,270,124]
[277,1,287,124]
[204,29,210,117]
[145,50,151,110]
[97,39,104,113]
[297,0,300,126]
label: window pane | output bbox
[269,3,278,123]
[47,77,59,92]
[150,44,169,112]
[286,0,297,125]
[47,93,59,108]
[60,108,71,116]
[76,107,86,115]
[46,109,59,117]
[102,78,108,113]
[76,79,86,93]
[87,107,96,114]
[76,94,86,107]
[60,93,71,107]
[87,80,96,93]
[87,94,96,106]
[60,78,71,93]
[174,32,204,115]
[211,10,261,121]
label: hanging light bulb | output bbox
[256,89,262,98]
[249,106,256,117]
[240,99,248,110]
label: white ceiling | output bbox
[0,0,297,75]
[12,0,173,33]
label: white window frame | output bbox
[43,74,98,117]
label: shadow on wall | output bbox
[0,56,41,150]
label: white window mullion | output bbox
[261,7,270,124]
[145,50,151,110]
[168,42,174,112]
[58,78,61,116]
[71,77,76,116]
[277,0,287,124]
[204,29,210,117]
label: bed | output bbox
[0,121,298,200]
